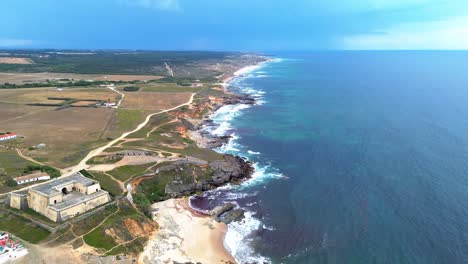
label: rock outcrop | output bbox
[210,202,246,224]
[164,154,254,198]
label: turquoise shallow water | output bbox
[192,51,468,263]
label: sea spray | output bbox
[190,59,283,263]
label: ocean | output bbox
[190,51,468,264]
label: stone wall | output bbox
[56,192,110,222]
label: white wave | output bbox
[240,162,287,188]
[210,105,251,136]
[224,211,272,264]
[256,74,269,78]
[262,224,276,231]
[204,57,287,263]
[216,134,241,153]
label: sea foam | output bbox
[200,58,284,264]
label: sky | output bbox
[1,0,468,50]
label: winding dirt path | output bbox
[106,85,125,108]
[63,93,196,177]
[16,148,45,166]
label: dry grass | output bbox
[0,72,162,84]
[0,57,33,64]
[120,92,192,111]
[0,87,117,104]
[71,101,100,106]
[1,104,114,167]
[92,75,163,81]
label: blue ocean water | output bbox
[191,51,468,264]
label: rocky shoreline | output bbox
[139,59,269,264]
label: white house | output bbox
[14,172,51,185]
[0,133,17,142]
[104,102,117,107]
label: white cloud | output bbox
[342,16,468,50]
[0,38,36,47]
[122,0,181,11]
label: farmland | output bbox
[0,72,163,85]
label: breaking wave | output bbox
[195,59,284,263]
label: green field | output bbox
[87,171,123,197]
[83,201,148,252]
[72,205,118,236]
[107,163,156,182]
[0,149,36,193]
[0,211,50,243]
[103,109,148,140]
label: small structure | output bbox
[6,172,111,222]
[99,83,115,88]
[0,133,16,142]
[14,172,51,185]
[104,102,116,107]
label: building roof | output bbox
[50,190,108,211]
[14,172,50,182]
[0,133,16,139]
[30,172,97,197]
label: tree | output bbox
[5,177,17,187]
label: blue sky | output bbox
[1,0,468,50]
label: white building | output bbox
[0,133,17,142]
[104,102,117,107]
[14,172,51,185]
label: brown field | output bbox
[0,57,33,64]
[93,74,164,81]
[120,92,192,111]
[0,72,163,84]
[1,104,114,168]
[0,87,191,168]
[0,87,117,105]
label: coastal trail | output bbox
[63,93,196,177]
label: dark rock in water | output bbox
[223,94,256,106]
[219,208,246,224]
[210,203,236,218]
[210,154,254,185]
[210,203,246,224]
[204,134,231,149]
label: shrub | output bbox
[123,86,140,92]
[5,177,18,187]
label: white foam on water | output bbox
[210,104,251,136]
[205,58,286,264]
[216,133,241,153]
[224,211,272,264]
[239,162,286,189]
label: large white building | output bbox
[14,172,51,185]
[0,133,17,142]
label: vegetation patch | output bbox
[122,86,140,92]
[86,154,123,165]
[0,210,50,243]
[72,204,118,236]
[85,171,123,197]
[83,201,151,253]
[107,163,155,182]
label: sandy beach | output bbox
[139,198,236,264]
